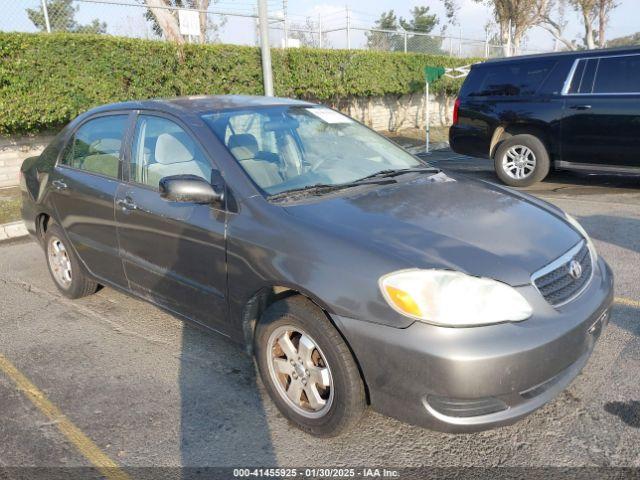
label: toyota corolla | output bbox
[20,96,613,437]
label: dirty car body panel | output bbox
[21,96,614,432]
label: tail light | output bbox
[453,98,461,125]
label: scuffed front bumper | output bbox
[332,258,614,433]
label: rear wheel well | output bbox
[35,213,51,244]
[490,125,552,162]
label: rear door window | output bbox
[462,60,557,97]
[567,58,598,94]
[593,54,640,94]
[61,115,128,178]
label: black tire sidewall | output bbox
[494,134,550,187]
[254,297,365,437]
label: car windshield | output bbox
[202,105,423,196]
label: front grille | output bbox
[533,242,592,307]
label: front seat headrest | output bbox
[228,133,259,161]
[155,133,194,165]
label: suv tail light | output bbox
[453,98,460,125]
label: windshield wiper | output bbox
[267,167,439,200]
[268,183,355,200]
[352,166,440,183]
[268,177,396,200]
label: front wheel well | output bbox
[242,286,371,404]
[241,287,303,356]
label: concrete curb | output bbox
[0,221,28,242]
[405,142,450,155]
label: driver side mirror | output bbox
[159,175,224,205]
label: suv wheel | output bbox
[45,224,98,299]
[494,134,550,187]
[254,296,366,437]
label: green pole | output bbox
[425,80,430,154]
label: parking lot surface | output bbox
[1,150,639,473]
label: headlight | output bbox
[379,269,532,327]
[564,213,598,261]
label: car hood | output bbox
[281,172,581,286]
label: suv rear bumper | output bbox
[449,125,490,158]
[332,258,613,433]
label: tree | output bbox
[540,0,618,50]
[480,0,550,55]
[608,32,640,48]
[445,0,548,56]
[366,8,442,53]
[365,10,403,51]
[539,0,578,50]
[289,17,330,48]
[27,0,107,34]
[569,0,617,48]
[399,6,442,53]
[142,0,225,44]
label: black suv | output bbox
[449,47,640,186]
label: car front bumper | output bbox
[332,258,614,433]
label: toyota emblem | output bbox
[568,260,583,280]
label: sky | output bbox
[2,0,639,53]
[283,0,640,51]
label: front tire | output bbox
[254,296,366,437]
[494,134,550,187]
[44,224,98,299]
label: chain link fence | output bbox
[1,0,547,58]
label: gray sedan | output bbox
[20,96,613,437]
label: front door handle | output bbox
[570,104,592,110]
[117,197,137,211]
[52,179,68,190]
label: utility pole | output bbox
[257,0,274,96]
[41,0,52,33]
[283,0,288,48]
[484,28,489,58]
[346,6,351,50]
[506,19,512,57]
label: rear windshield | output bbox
[460,60,557,97]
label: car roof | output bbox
[480,46,640,66]
[86,95,316,116]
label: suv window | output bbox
[130,115,213,189]
[61,115,128,178]
[593,54,640,94]
[462,60,557,97]
[568,58,598,94]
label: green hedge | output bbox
[0,32,479,135]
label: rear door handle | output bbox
[117,197,137,211]
[51,179,68,190]
[570,104,591,110]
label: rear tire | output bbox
[494,134,550,187]
[44,224,98,299]
[254,296,366,437]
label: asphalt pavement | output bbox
[0,151,639,476]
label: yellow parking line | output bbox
[615,297,640,309]
[0,353,130,480]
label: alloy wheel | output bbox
[47,236,72,288]
[266,326,334,419]
[502,145,537,180]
